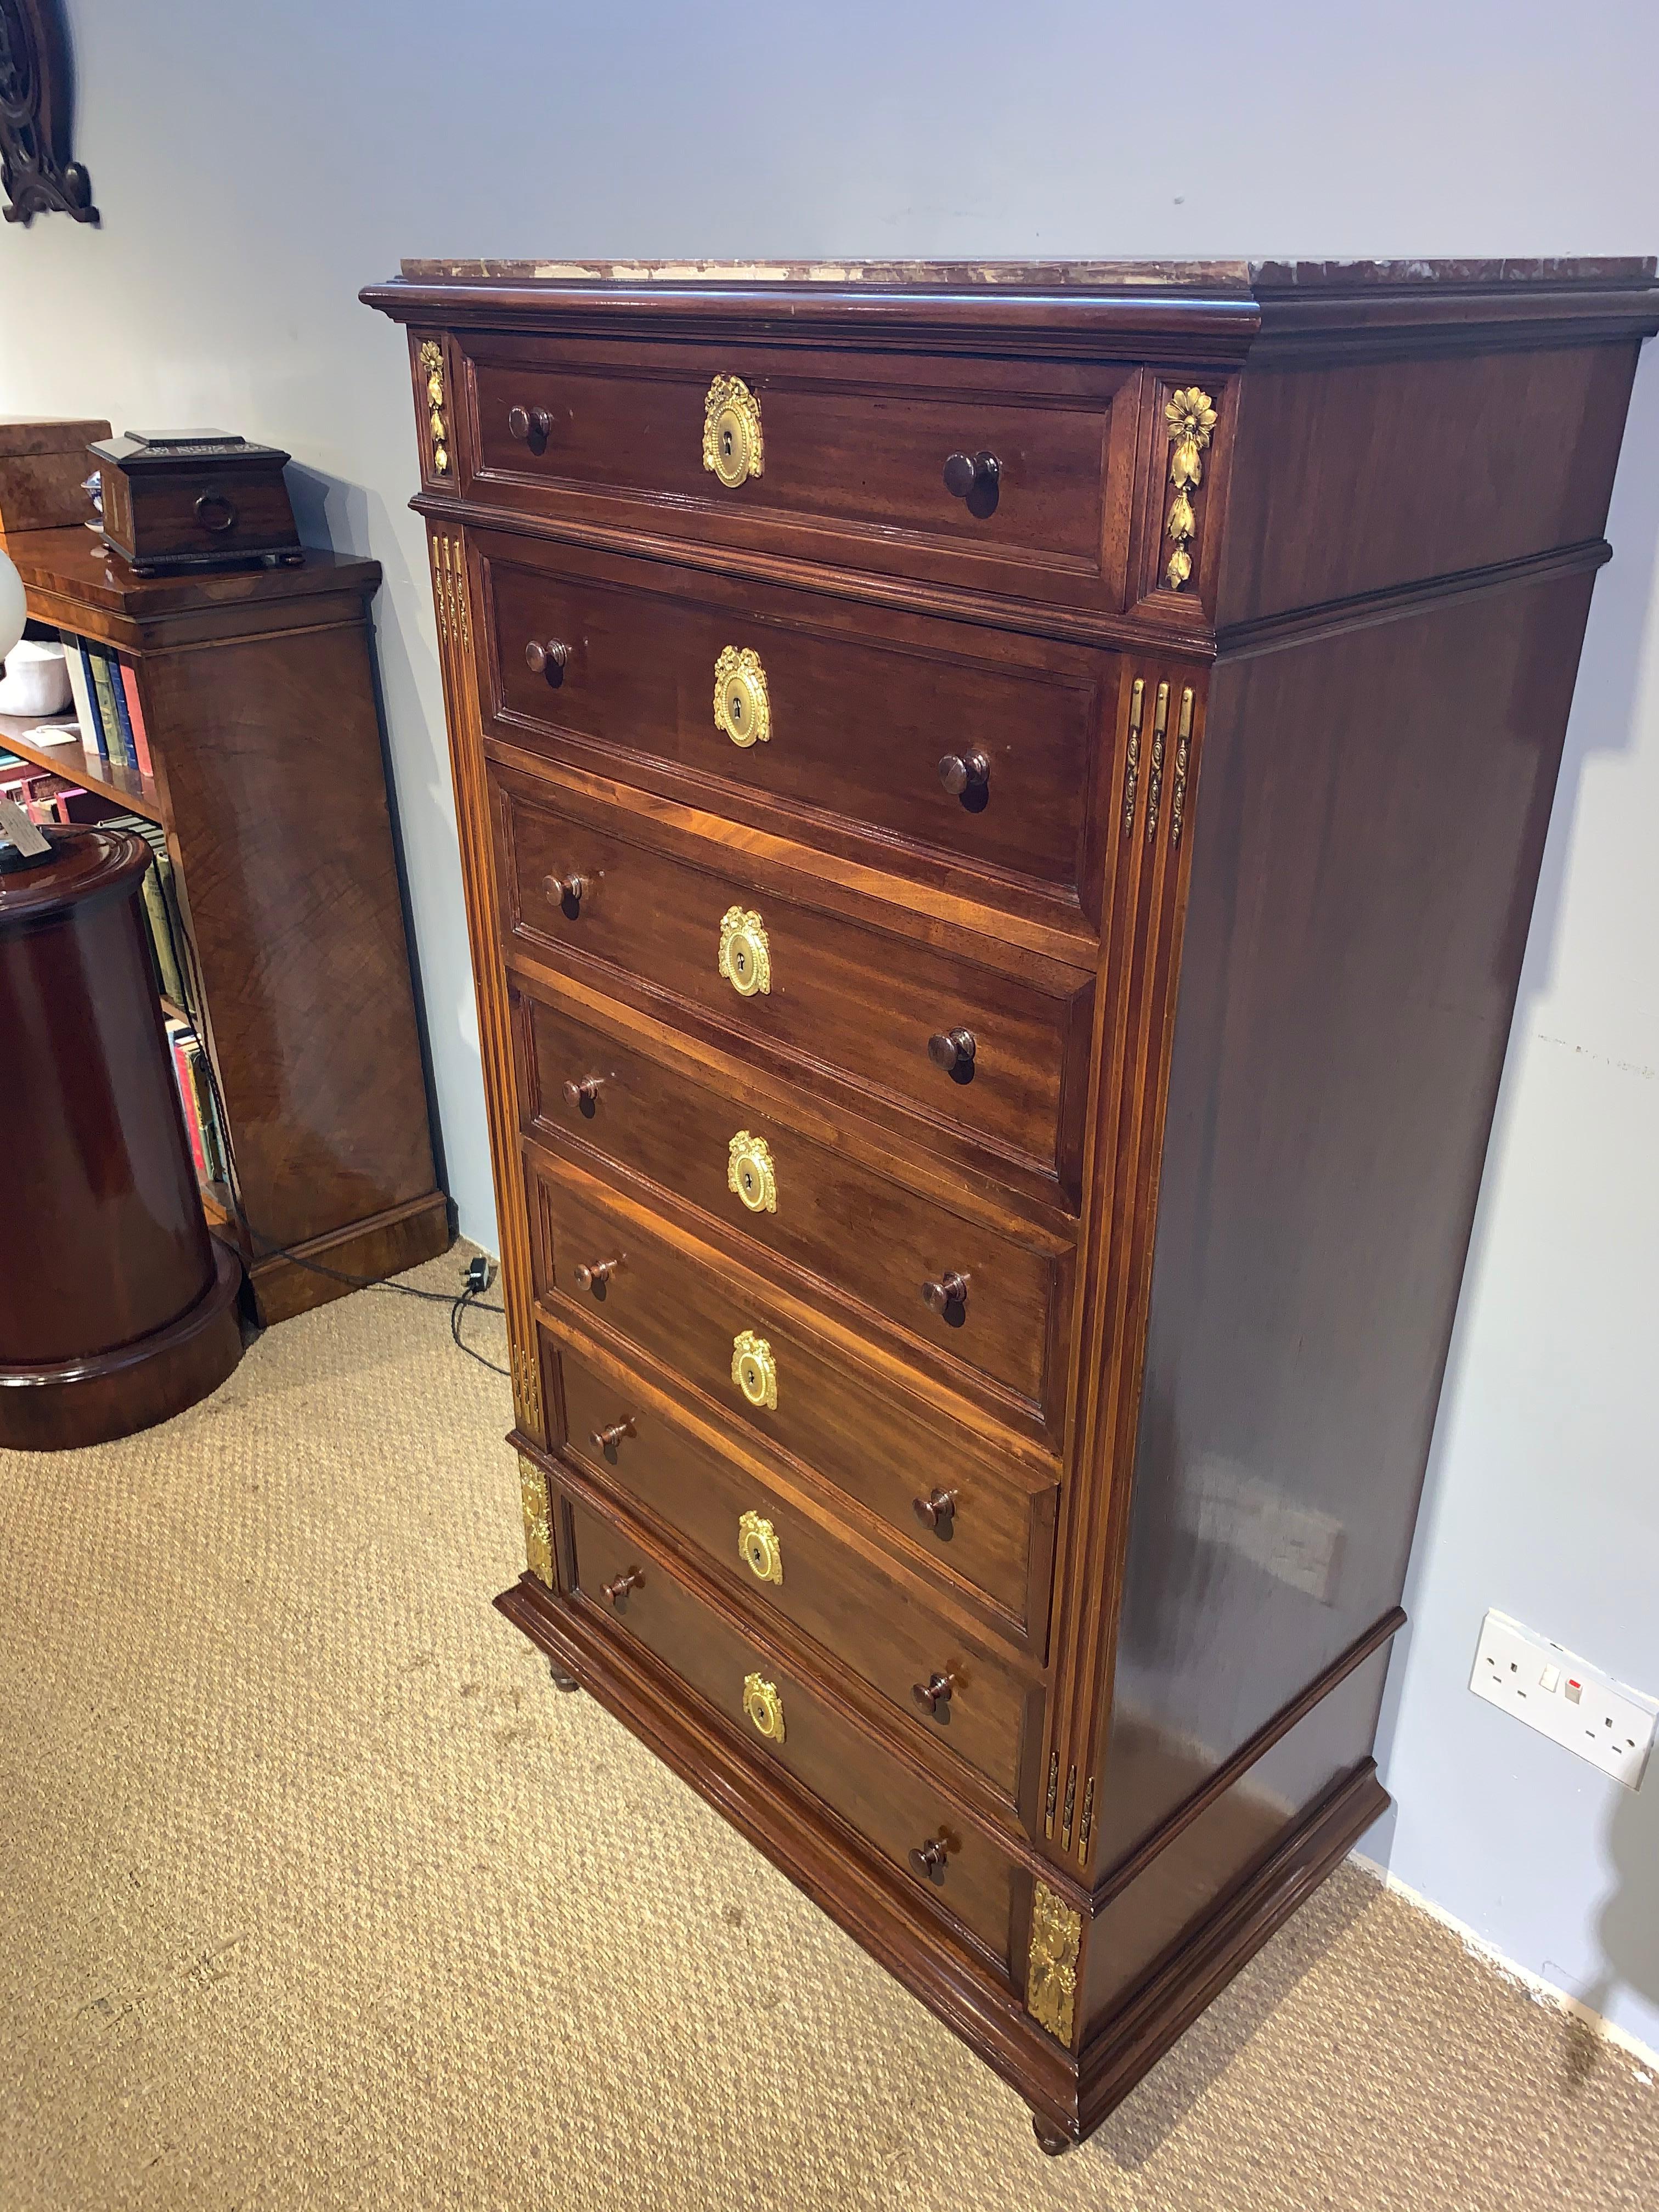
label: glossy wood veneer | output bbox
[373,258,1659,2150]
[513,980,1070,1432]
[478,528,1116,927]
[528,1150,1059,1636]
[493,761,1095,1198]
[554,1337,1040,1804]
[460,331,1141,614]
[0,828,242,1446]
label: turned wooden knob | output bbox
[602,1565,644,1607]
[907,1834,950,1884]
[938,750,990,797]
[544,871,591,913]
[911,1671,957,1721]
[927,1028,976,1073]
[943,450,1000,499]
[573,1256,624,1292]
[508,404,553,443]
[524,639,571,679]
[589,1416,636,1453]
[562,1076,603,1110]
[912,1486,957,1540]
[921,1272,970,1316]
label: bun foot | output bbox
[549,1663,582,1692]
[1031,2113,1073,2157]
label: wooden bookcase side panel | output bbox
[9,532,449,1311]
[142,618,439,1255]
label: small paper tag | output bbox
[0,796,52,858]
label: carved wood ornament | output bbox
[1,0,97,225]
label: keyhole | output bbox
[722,429,733,456]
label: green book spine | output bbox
[139,864,187,1007]
[87,649,129,768]
[154,851,198,1017]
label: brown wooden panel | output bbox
[461,332,1135,613]
[479,532,1113,912]
[514,983,1068,1426]
[1102,574,1599,1855]
[1216,341,1641,625]
[149,618,437,1251]
[528,1154,1057,1629]
[565,1489,1019,1962]
[557,1340,1036,1799]
[492,765,1090,1190]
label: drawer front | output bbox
[529,1155,1057,1631]
[515,986,1067,1424]
[494,770,1090,1190]
[558,1342,1035,1798]
[483,536,1111,903]
[566,1489,1019,1963]
[462,334,1135,613]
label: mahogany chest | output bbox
[366,256,1657,2150]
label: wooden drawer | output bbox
[565,1489,1020,1964]
[528,1153,1058,1637]
[479,532,1114,915]
[557,1340,1040,1801]
[493,766,1093,1194]
[460,332,1137,614]
[514,984,1069,1429]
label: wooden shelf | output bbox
[0,712,163,822]
[199,1181,237,1231]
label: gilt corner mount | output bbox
[1,0,98,226]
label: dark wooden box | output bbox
[89,430,302,576]
[0,417,111,540]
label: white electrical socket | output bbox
[1470,1610,1656,1790]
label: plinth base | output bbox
[0,1241,245,1451]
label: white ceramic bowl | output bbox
[0,639,73,717]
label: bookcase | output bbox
[1,524,450,1323]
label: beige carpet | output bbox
[3,1251,1655,2211]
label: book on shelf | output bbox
[0,755,101,825]
[118,662,153,777]
[104,649,139,769]
[100,810,194,1015]
[86,645,129,769]
[59,635,103,758]
[165,1016,229,1189]
[53,629,153,780]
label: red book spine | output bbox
[168,1028,208,1179]
[119,662,154,779]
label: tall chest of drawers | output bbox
[366,257,1657,2149]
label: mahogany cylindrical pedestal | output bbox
[0,827,242,1449]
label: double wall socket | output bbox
[1470,1610,1656,1790]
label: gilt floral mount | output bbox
[1163,385,1218,589]
[1,0,97,225]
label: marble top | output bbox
[397,255,1656,291]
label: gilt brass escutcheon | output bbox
[731,1329,778,1410]
[738,1509,783,1585]
[714,645,771,748]
[727,1130,777,1214]
[718,906,771,997]
[703,375,764,488]
[742,1671,786,1743]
